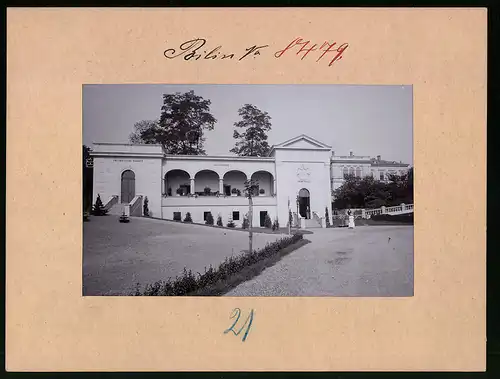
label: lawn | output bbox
[83,215,285,296]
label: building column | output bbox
[273,179,277,196]
[163,176,167,195]
[190,178,195,195]
[219,178,224,194]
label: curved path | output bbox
[225,225,414,297]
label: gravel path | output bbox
[83,216,284,296]
[225,225,414,297]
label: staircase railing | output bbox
[129,195,143,217]
[312,211,323,227]
[103,195,119,210]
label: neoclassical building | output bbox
[91,134,410,228]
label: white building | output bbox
[91,134,410,228]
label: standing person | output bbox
[348,209,355,229]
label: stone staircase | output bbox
[304,217,322,228]
[108,203,126,216]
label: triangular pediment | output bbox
[273,134,332,150]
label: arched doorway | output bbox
[298,188,310,219]
[121,170,135,203]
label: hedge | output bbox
[135,233,304,296]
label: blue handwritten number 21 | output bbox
[224,308,254,342]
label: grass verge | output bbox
[133,233,310,296]
[145,216,313,235]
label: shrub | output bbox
[136,233,304,296]
[204,186,211,195]
[242,215,249,229]
[176,187,183,195]
[143,196,149,217]
[173,212,182,222]
[92,194,108,216]
[325,207,331,227]
[259,188,265,195]
[205,212,214,225]
[216,215,223,227]
[288,210,293,227]
[227,219,236,228]
[264,214,272,229]
[231,188,238,195]
[184,212,193,223]
[272,218,280,231]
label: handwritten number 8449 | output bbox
[224,308,254,342]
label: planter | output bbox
[231,193,237,197]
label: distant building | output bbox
[91,134,410,228]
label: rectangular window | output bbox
[232,211,240,221]
[173,212,181,221]
[380,172,385,180]
[204,211,210,221]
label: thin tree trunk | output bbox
[248,196,253,253]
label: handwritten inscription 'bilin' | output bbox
[164,38,269,62]
[163,37,349,67]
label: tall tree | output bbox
[129,120,160,144]
[230,104,272,157]
[128,91,216,155]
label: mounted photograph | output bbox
[83,84,414,297]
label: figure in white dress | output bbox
[347,209,355,229]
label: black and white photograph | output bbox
[83,84,414,297]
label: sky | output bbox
[83,84,413,164]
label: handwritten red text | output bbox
[275,37,349,66]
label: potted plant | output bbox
[231,188,238,197]
[176,187,183,196]
[259,188,265,196]
[119,211,130,223]
[204,186,211,196]
[236,189,242,196]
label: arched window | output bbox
[355,167,361,177]
[349,167,355,176]
[343,167,349,179]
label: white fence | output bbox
[333,203,413,220]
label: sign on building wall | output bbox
[297,164,311,183]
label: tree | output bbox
[129,120,159,144]
[205,212,214,225]
[333,168,414,209]
[325,207,331,227]
[272,217,280,231]
[242,215,249,229]
[143,196,149,217]
[216,214,223,227]
[92,194,108,216]
[230,104,272,156]
[184,212,193,223]
[244,179,260,254]
[129,91,217,155]
[264,214,272,229]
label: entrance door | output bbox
[121,170,135,203]
[260,211,268,227]
[298,188,310,219]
